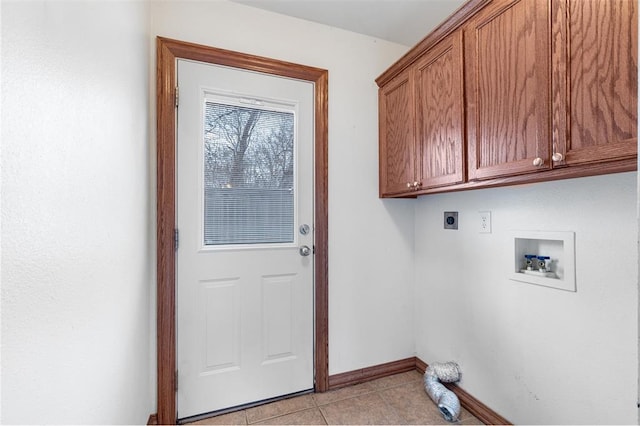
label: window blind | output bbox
[203,101,295,245]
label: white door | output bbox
[176,59,315,420]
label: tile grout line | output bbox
[248,406,328,425]
[317,405,330,425]
[376,387,407,424]
[246,397,319,425]
[315,374,422,404]
[312,386,376,407]
[250,374,424,423]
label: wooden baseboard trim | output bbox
[416,358,511,425]
[328,357,417,389]
[447,383,511,425]
[147,413,158,425]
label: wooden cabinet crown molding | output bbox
[376,0,492,88]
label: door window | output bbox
[203,97,296,246]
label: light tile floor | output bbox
[188,370,483,425]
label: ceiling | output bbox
[228,0,466,47]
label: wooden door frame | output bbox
[156,37,329,424]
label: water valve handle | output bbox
[537,256,551,271]
[524,254,536,270]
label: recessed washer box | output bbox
[510,230,576,292]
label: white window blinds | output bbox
[203,101,295,245]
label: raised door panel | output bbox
[552,0,637,166]
[415,31,465,189]
[466,0,551,180]
[379,68,417,196]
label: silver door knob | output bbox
[533,157,544,167]
[299,245,311,257]
[552,152,564,162]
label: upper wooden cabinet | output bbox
[377,0,637,198]
[465,0,551,180]
[379,32,465,197]
[379,67,417,196]
[416,31,465,188]
[551,0,638,167]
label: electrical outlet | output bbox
[444,212,458,230]
[479,211,491,233]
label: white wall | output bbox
[149,0,416,379]
[1,1,152,423]
[414,172,638,424]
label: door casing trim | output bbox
[156,36,329,424]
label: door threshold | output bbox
[177,388,315,424]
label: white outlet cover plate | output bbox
[479,211,491,233]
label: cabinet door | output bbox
[415,31,465,188]
[379,68,417,196]
[466,0,551,180]
[552,0,637,166]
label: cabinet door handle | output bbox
[552,152,564,162]
[407,181,422,190]
[533,157,544,167]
